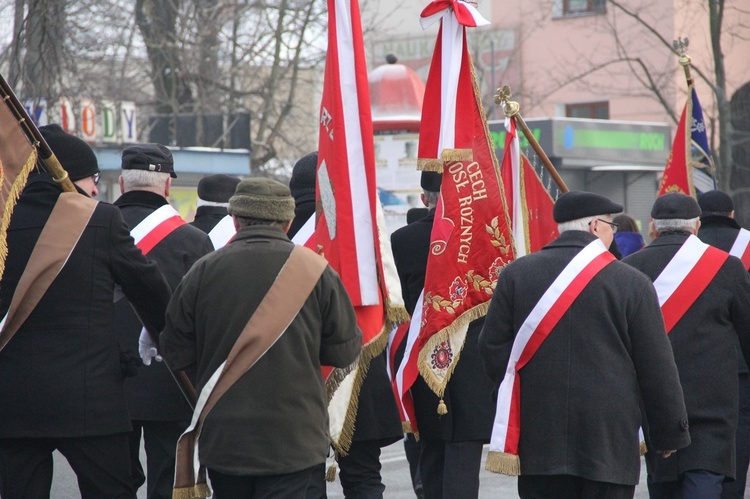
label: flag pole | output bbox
[0,74,76,193]
[672,37,693,86]
[494,85,569,193]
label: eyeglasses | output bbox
[93,173,100,186]
[589,218,618,233]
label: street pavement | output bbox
[51,441,659,498]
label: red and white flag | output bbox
[501,116,558,256]
[417,0,489,171]
[397,1,515,416]
[314,0,408,452]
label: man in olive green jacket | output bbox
[161,178,361,497]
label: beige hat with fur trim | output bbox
[228,177,296,221]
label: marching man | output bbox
[479,191,690,499]
[624,193,750,498]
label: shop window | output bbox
[561,0,606,16]
[565,101,610,120]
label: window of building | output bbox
[561,0,606,16]
[565,101,610,120]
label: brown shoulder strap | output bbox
[0,192,98,352]
[173,244,329,495]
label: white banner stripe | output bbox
[730,228,750,261]
[335,0,378,305]
[208,215,236,249]
[438,15,463,154]
[130,204,182,245]
[506,117,526,258]
[653,235,708,307]
[395,289,425,424]
[291,216,316,246]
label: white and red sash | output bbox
[207,215,236,250]
[730,228,750,270]
[131,204,186,255]
[653,234,729,333]
[486,239,616,475]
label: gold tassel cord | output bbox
[485,451,521,476]
[437,398,447,415]
[326,462,338,482]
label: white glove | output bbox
[138,327,163,366]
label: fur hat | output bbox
[289,152,318,201]
[698,190,733,216]
[553,191,623,223]
[651,193,701,220]
[228,177,296,221]
[39,124,99,182]
[121,143,176,178]
[198,174,241,204]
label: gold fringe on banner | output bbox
[440,148,473,163]
[640,441,648,456]
[417,302,490,404]
[326,327,390,455]
[172,483,211,499]
[0,148,37,280]
[417,158,445,173]
[485,450,521,476]
[386,303,410,325]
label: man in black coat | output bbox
[480,191,690,499]
[289,151,403,499]
[190,174,240,247]
[390,171,497,499]
[696,190,750,499]
[113,144,213,499]
[624,193,750,499]
[0,126,172,499]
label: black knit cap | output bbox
[553,191,623,223]
[698,190,733,215]
[421,171,442,192]
[198,174,241,204]
[651,193,701,219]
[289,152,318,200]
[39,124,99,182]
[121,144,176,178]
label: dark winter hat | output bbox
[698,190,734,216]
[198,174,241,204]
[289,152,318,200]
[228,177,296,221]
[651,193,701,220]
[421,171,442,192]
[121,144,176,178]
[553,191,623,223]
[39,124,99,182]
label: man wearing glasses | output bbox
[479,190,689,499]
[624,193,750,499]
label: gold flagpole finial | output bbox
[672,37,692,85]
[493,85,519,117]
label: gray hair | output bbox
[423,190,439,208]
[120,169,169,191]
[653,217,699,233]
[558,216,596,233]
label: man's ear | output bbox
[164,177,172,197]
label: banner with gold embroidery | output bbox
[414,64,515,408]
